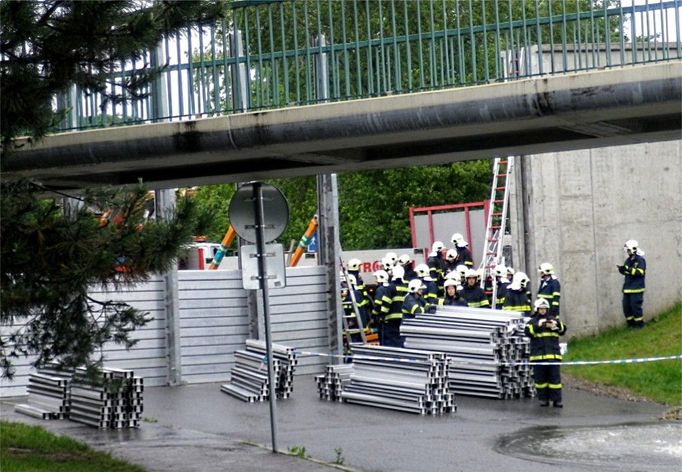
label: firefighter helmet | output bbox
[374,270,389,284]
[624,239,638,253]
[513,271,530,289]
[385,252,398,265]
[538,262,554,275]
[381,257,394,272]
[392,265,405,281]
[431,241,445,253]
[415,263,430,278]
[456,265,469,278]
[443,279,459,289]
[534,298,550,310]
[346,274,357,287]
[494,264,507,278]
[398,254,412,266]
[347,258,362,271]
[408,279,426,293]
[446,249,458,261]
[464,269,478,280]
[451,232,468,248]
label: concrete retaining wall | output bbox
[511,140,682,336]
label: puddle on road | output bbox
[496,422,682,471]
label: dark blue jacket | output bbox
[504,288,531,316]
[461,284,490,308]
[621,254,646,293]
[456,246,474,267]
[538,276,561,316]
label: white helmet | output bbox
[451,232,468,247]
[408,279,426,293]
[444,271,459,280]
[624,240,638,253]
[456,265,468,278]
[443,279,460,290]
[385,252,398,266]
[346,274,357,287]
[415,263,430,278]
[507,266,516,277]
[347,258,362,271]
[446,249,458,261]
[494,264,507,278]
[512,271,530,289]
[374,270,389,284]
[381,257,394,272]
[538,262,554,275]
[534,298,550,310]
[398,254,412,266]
[464,269,478,280]
[392,265,405,281]
[431,241,445,253]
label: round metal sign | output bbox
[229,182,289,243]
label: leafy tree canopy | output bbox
[0,0,227,149]
[192,160,491,251]
[0,181,200,378]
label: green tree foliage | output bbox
[0,0,227,149]
[0,181,199,378]
[191,160,491,251]
[0,1,224,377]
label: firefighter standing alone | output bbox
[618,239,646,329]
[525,298,567,408]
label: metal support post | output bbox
[150,43,169,122]
[314,34,329,102]
[229,29,249,112]
[157,189,182,385]
[317,173,343,362]
[251,182,279,453]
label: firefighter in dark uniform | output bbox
[504,272,532,316]
[525,298,567,407]
[383,266,408,347]
[341,275,369,343]
[537,262,561,317]
[440,279,467,306]
[451,232,474,268]
[460,269,490,309]
[371,270,392,342]
[493,264,510,310]
[399,254,418,281]
[443,249,459,275]
[402,279,429,319]
[617,239,646,328]
[415,263,439,308]
[427,241,446,294]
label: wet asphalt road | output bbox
[2,376,680,472]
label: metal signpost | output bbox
[229,182,288,453]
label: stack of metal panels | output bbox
[401,306,534,399]
[220,339,298,402]
[15,364,73,420]
[69,367,144,429]
[340,345,455,415]
[315,364,353,402]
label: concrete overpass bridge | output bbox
[2,0,681,190]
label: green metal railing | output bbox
[55,0,682,132]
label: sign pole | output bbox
[252,182,279,453]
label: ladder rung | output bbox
[493,199,504,203]
[495,174,507,178]
[492,212,503,216]
[495,187,506,190]
[491,225,501,230]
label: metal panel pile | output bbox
[339,345,455,415]
[315,363,353,402]
[14,364,73,420]
[401,306,534,399]
[69,367,144,429]
[220,339,298,402]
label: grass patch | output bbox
[564,303,682,406]
[0,421,146,472]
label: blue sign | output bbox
[307,232,318,252]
